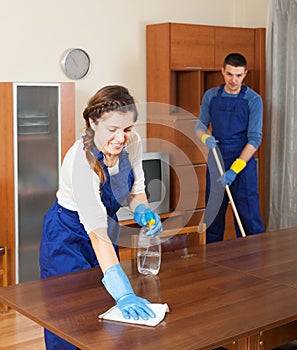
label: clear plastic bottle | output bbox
[137,225,161,276]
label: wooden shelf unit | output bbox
[146,22,266,238]
[0,82,75,284]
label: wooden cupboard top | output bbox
[147,23,262,71]
[214,26,255,69]
[170,23,215,70]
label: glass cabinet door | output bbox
[15,84,60,282]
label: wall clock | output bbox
[61,48,91,80]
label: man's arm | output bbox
[238,143,257,163]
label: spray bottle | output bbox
[137,211,161,275]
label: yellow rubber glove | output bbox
[217,158,247,187]
[201,134,218,149]
[230,158,247,174]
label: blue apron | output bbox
[205,85,264,243]
[39,148,134,350]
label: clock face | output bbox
[62,49,90,80]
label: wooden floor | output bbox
[0,309,45,350]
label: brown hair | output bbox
[82,85,138,181]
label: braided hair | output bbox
[82,85,138,181]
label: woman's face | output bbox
[90,111,135,155]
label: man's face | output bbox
[221,64,247,94]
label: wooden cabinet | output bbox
[170,24,215,70]
[0,82,75,284]
[214,26,255,69]
[165,23,256,71]
[146,23,266,239]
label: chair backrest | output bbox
[131,223,206,260]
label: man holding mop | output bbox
[195,53,264,243]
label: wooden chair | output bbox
[0,246,8,312]
[131,223,206,260]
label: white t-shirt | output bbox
[56,130,145,233]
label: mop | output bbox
[212,147,246,237]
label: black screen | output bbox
[142,159,162,202]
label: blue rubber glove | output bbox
[202,135,219,149]
[133,204,163,237]
[102,263,156,320]
[217,169,237,187]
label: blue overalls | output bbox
[204,85,264,243]
[39,148,134,350]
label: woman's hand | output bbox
[102,263,156,320]
[117,294,155,320]
[134,204,163,237]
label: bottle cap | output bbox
[147,218,156,227]
[145,211,155,227]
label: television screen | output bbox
[117,152,170,221]
[143,159,162,202]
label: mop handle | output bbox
[212,147,246,238]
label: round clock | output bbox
[61,48,91,80]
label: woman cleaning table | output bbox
[39,85,163,350]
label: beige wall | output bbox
[0,0,267,138]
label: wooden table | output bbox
[1,228,297,350]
